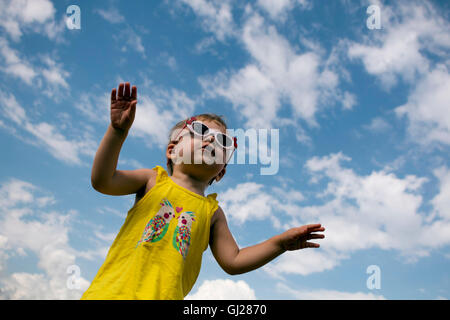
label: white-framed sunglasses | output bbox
[172,116,237,163]
[174,117,237,149]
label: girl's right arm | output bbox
[91,82,154,196]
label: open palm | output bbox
[110,82,137,132]
[279,224,325,251]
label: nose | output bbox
[202,134,217,151]
[204,134,214,143]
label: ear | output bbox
[214,165,227,183]
[166,142,178,175]
[166,142,177,161]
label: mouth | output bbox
[202,146,215,157]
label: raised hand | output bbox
[110,82,137,133]
[278,224,325,251]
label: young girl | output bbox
[81,82,325,300]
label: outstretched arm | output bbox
[91,82,137,187]
[209,206,325,275]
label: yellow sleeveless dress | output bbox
[81,165,219,300]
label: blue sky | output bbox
[0,0,449,299]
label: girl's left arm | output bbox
[209,206,325,275]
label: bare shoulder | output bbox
[146,167,158,189]
[210,205,226,227]
[134,168,158,205]
[135,168,157,190]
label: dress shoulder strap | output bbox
[152,165,169,185]
[206,192,219,214]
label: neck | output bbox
[170,169,210,197]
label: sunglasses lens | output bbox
[192,122,209,136]
[190,121,234,148]
[217,133,233,148]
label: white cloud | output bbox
[97,206,127,220]
[301,152,432,254]
[261,151,450,277]
[0,37,37,84]
[0,90,27,126]
[95,7,125,24]
[0,179,90,299]
[17,0,54,24]
[182,2,352,131]
[218,182,308,229]
[130,88,196,148]
[256,0,311,22]
[276,282,386,300]
[257,0,293,19]
[394,64,450,147]
[23,121,95,165]
[94,6,146,58]
[430,166,450,221]
[0,0,65,42]
[0,91,97,166]
[213,153,442,274]
[186,279,256,299]
[219,182,277,224]
[200,64,279,129]
[352,2,450,150]
[264,250,344,278]
[76,80,197,151]
[363,116,392,133]
[157,51,178,71]
[199,10,349,129]
[241,12,324,126]
[179,0,236,41]
[77,92,110,124]
[341,91,357,110]
[194,36,218,55]
[117,157,146,170]
[40,55,69,89]
[0,38,71,99]
[112,25,146,58]
[0,179,36,209]
[348,1,450,89]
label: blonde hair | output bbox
[166,113,228,185]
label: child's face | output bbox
[167,119,228,183]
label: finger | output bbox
[124,82,130,98]
[306,224,321,230]
[130,100,137,112]
[308,226,325,233]
[131,85,137,100]
[307,234,325,240]
[111,88,116,103]
[118,83,124,98]
[306,242,320,248]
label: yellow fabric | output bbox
[81,165,219,300]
